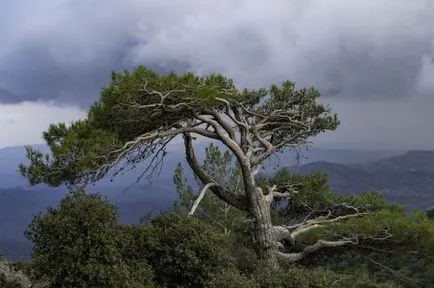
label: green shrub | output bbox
[0,257,31,288]
[138,210,233,288]
[25,190,155,288]
[206,267,259,288]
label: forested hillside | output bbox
[286,150,434,211]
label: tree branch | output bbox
[277,238,358,262]
[272,183,300,199]
[272,205,395,264]
[215,98,249,130]
[183,133,248,211]
[250,130,311,167]
[205,108,237,142]
[192,111,258,203]
[215,98,252,154]
[282,211,367,242]
[188,183,217,216]
[104,126,219,170]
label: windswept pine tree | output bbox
[20,66,395,268]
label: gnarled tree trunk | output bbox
[249,187,280,269]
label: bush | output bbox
[206,267,259,288]
[139,210,233,288]
[25,190,155,288]
[251,265,399,288]
[0,257,31,288]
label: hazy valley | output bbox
[2,143,432,261]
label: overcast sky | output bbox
[1,0,434,149]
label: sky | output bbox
[1,0,434,149]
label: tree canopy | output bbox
[20,65,338,190]
[19,65,344,268]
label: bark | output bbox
[183,133,249,211]
[248,186,280,269]
[188,183,216,216]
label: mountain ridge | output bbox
[0,144,429,261]
[285,150,434,211]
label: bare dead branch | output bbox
[272,183,300,199]
[289,212,366,240]
[277,238,358,262]
[99,126,220,176]
[189,183,217,216]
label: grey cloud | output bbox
[1,0,434,105]
[315,97,434,150]
[0,101,85,147]
[0,117,15,125]
[415,52,434,97]
[0,88,21,103]
[0,41,129,105]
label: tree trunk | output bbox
[249,187,280,269]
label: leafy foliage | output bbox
[14,65,432,286]
[19,66,338,189]
[205,259,399,288]
[283,189,434,286]
[426,208,434,220]
[140,209,234,288]
[18,66,340,269]
[25,189,155,288]
[18,67,257,187]
[245,168,434,286]
[13,177,434,287]
[0,256,31,288]
[206,266,259,288]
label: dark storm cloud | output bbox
[0,0,434,106]
[0,88,21,103]
[0,36,190,106]
[0,40,133,106]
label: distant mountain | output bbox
[363,150,434,174]
[0,183,176,261]
[285,150,434,212]
[0,143,404,189]
[0,143,409,261]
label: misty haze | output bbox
[1,1,434,287]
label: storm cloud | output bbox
[1,0,434,148]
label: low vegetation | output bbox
[2,66,431,287]
[0,256,31,288]
[6,182,434,287]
